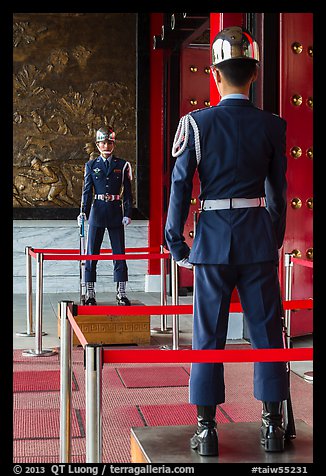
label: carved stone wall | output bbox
[13,13,136,211]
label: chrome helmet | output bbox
[211,26,259,67]
[95,126,116,143]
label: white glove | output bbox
[122,217,131,226]
[77,212,86,227]
[176,257,193,269]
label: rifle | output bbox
[281,298,296,440]
[79,207,87,305]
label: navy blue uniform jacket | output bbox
[165,99,287,264]
[81,155,133,228]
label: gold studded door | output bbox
[178,46,210,288]
[280,13,313,336]
[177,46,240,305]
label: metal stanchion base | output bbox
[303,371,313,382]
[16,331,47,337]
[159,344,192,350]
[22,348,58,357]
[152,328,183,334]
[159,345,172,350]
[151,327,173,334]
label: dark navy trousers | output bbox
[189,262,289,405]
[85,225,128,283]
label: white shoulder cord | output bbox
[171,113,201,164]
[120,161,133,196]
[122,161,133,182]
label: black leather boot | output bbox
[116,282,131,306]
[190,405,218,456]
[85,282,96,305]
[261,401,285,452]
[116,294,131,305]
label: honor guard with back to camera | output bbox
[165,26,288,456]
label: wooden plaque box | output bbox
[58,301,150,346]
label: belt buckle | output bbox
[104,194,111,202]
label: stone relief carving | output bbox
[14,112,23,124]
[14,64,46,98]
[30,110,52,133]
[84,142,98,161]
[13,21,47,47]
[15,156,80,207]
[72,45,92,69]
[13,13,136,210]
[47,49,69,74]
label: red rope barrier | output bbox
[76,299,313,316]
[102,347,313,364]
[63,307,313,363]
[67,306,88,347]
[38,252,170,261]
[29,249,37,258]
[283,299,313,310]
[63,305,313,362]
[78,304,193,316]
[30,246,162,255]
[32,249,81,255]
[291,257,313,268]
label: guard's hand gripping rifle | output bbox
[78,207,87,305]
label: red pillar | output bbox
[209,13,221,106]
[148,13,164,277]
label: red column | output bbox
[148,13,164,276]
[209,13,221,106]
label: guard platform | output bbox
[57,299,150,345]
[131,420,313,463]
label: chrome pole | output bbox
[193,211,198,237]
[284,253,294,348]
[171,258,179,350]
[25,246,33,335]
[36,251,43,354]
[160,245,167,331]
[23,252,57,357]
[85,344,103,463]
[59,301,73,463]
[16,246,35,337]
[152,245,172,335]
